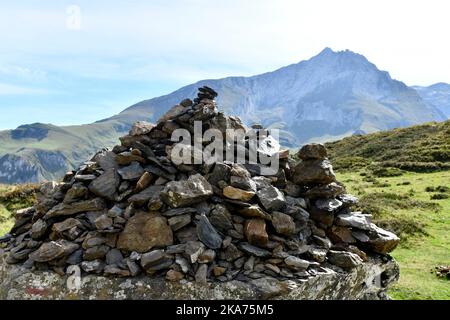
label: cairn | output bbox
[0,86,399,284]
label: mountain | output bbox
[413,82,450,118]
[0,48,447,184]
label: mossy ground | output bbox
[0,184,38,235]
[337,170,450,300]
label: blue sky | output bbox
[1,0,450,130]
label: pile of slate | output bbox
[0,87,400,283]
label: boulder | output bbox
[161,174,213,208]
[271,211,296,236]
[257,186,285,212]
[292,159,336,185]
[117,212,173,253]
[89,169,120,201]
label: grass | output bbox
[336,170,450,300]
[326,120,450,173]
[0,184,38,236]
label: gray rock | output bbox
[230,176,257,192]
[161,174,213,208]
[88,169,120,201]
[195,264,208,284]
[83,245,110,261]
[335,212,372,231]
[284,256,310,270]
[184,241,205,264]
[327,250,363,270]
[305,182,346,199]
[161,207,197,217]
[0,252,400,300]
[196,214,223,249]
[44,198,106,219]
[31,219,47,240]
[52,218,82,234]
[219,244,244,262]
[140,250,165,269]
[359,225,400,254]
[29,240,79,262]
[107,205,124,218]
[257,185,285,212]
[128,186,163,207]
[63,183,88,204]
[338,194,359,207]
[315,198,343,212]
[81,260,105,274]
[66,249,83,265]
[238,243,271,258]
[140,250,173,272]
[129,121,154,136]
[168,214,192,231]
[104,265,130,277]
[209,205,233,232]
[117,162,144,180]
[126,259,141,277]
[207,163,231,186]
[106,249,123,265]
[292,159,336,185]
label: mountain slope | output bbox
[413,83,450,118]
[325,119,450,172]
[0,48,447,183]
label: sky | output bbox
[0,0,449,130]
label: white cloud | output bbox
[0,83,50,95]
[0,0,449,85]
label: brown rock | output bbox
[244,219,269,247]
[117,212,173,253]
[166,269,184,282]
[213,266,226,277]
[297,143,328,160]
[223,186,255,201]
[238,205,271,220]
[328,225,356,244]
[271,211,296,236]
[52,218,82,234]
[135,172,153,191]
[116,152,145,166]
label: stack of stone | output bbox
[0,87,399,284]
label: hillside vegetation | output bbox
[327,120,450,300]
[326,120,450,172]
[0,184,38,235]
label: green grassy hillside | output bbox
[326,120,450,300]
[326,120,450,172]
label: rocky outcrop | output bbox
[0,250,399,300]
[0,87,400,300]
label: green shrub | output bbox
[430,193,450,200]
[370,166,404,177]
